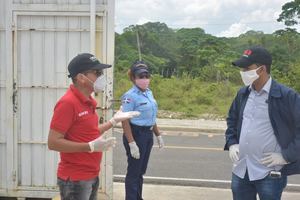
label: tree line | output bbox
[116,22,300,90]
[114,1,300,118]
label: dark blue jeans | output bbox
[123,124,154,200]
[231,172,287,200]
[57,176,99,200]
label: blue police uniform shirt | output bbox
[121,85,158,126]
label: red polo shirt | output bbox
[50,84,102,181]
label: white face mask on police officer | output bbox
[85,75,106,93]
[240,66,262,86]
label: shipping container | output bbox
[0,0,115,199]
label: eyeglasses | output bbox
[137,74,150,79]
[84,69,104,77]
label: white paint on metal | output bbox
[97,1,115,199]
[0,0,7,191]
[4,0,15,192]
[0,0,114,198]
[90,0,96,53]
[12,4,106,12]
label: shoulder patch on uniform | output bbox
[122,97,132,104]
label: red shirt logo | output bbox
[78,111,89,117]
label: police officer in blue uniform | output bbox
[121,61,164,200]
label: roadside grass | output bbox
[114,73,240,119]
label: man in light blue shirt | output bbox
[233,77,283,181]
[224,46,300,200]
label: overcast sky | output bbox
[115,0,300,37]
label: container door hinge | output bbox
[12,170,17,182]
[12,81,18,113]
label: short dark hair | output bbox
[265,64,271,74]
[257,63,271,74]
[71,76,77,83]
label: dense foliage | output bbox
[278,0,300,27]
[114,6,300,118]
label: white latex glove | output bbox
[229,144,239,162]
[88,136,116,152]
[109,109,140,126]
[129,141,140,159]
[260,153,288,167]
[156,135,164,149]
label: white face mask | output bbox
[85,75,106,93]
[240,67,261,86]
[93,75,106,92]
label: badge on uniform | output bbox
[122,97,132,104]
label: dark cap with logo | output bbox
[232,46,272,68]
[131,60,149,75]
[68,53,111,78]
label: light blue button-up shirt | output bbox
[233,77,283,181]
[121,85,158,126]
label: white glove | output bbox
[129,141,140,159]
[109,109,140,126]
[260,153,288,167]
[229,144,239,162]
[88,136,116,152]
[156,135,164,149]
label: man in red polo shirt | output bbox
[48,53,139,200]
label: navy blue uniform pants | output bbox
[123,124,154,200]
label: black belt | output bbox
[130,123,153,131]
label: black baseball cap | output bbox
[232,46,272,68]
[68,53,111,78]
[131,60,149,75]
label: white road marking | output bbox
[153,145,223,151]
[114,175,300,187]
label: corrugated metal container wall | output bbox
[0,0,8,195]
[0,0,115,199]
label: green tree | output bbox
[114,21,300,118]
[277,0,300,27]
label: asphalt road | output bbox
[113,128,300,189]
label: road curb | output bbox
[114,175,230,189]
[114,124,225,134]
[114,175,300,192]
[159,126,225,133]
